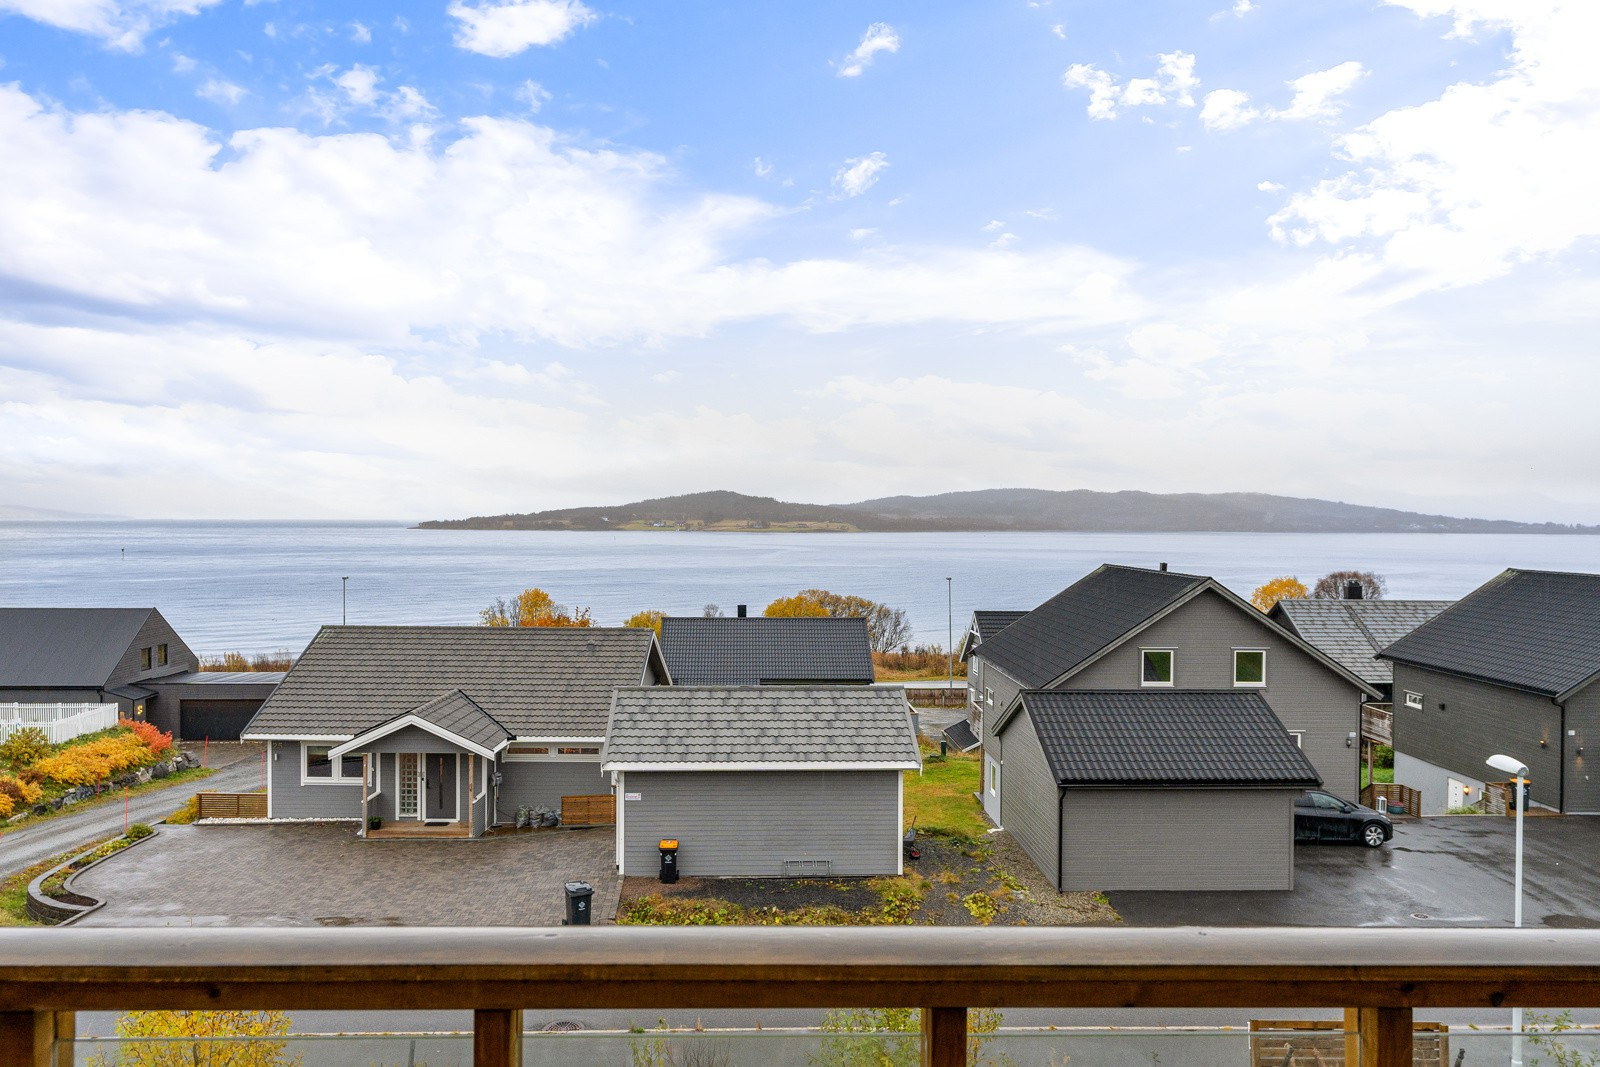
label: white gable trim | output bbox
[601,759,921,773]
[328,715,505,761]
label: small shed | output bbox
[993,690,1321,892]
[603,686,921,878]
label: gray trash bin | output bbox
[564,881,593,925]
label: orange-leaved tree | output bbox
[623,609,664,636]
[1250,576,1309,613]
[88,1010,300,1067]
[762,593,829,618]
[480,587,593,627]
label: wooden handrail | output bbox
[4,928,1600,1066]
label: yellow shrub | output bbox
[0,793,12,818]
[0,775,43,808]
[34,733,155,787]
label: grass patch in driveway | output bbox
[904,745,988,839]
[0,835,121,926]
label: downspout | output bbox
[1057,787,1065,894]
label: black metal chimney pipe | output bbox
[737,604,747,617]
[1345,580,1363,600]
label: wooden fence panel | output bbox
[1359,783,1422,818]
[561,794,615,827]
[195,792,267,820]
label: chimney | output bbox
[1159,562,1168,572]
[1345,579,1363,600]
[736,604,747,618]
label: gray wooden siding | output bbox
[1060,788,1297,891]
[996,708,1061,889]
[978,665,1027,759]
[1062,590,1363,796]
[620,770,899,877]
[1565,683,1600,814]
[106,611,199,688]
[495,760,609,824]
[267,740,361,820]
[1391,663,1564,811]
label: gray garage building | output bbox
[993,690,1321,892]
[603,686,921,878]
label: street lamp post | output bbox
[945,577,953,701]
[1487,752,1529,1067]
[341,576,350,626]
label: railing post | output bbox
[921,1006,966,1067]
[0,1011,54,1067]
[474,1008,523,1067]
[1357,1006,1412,1067]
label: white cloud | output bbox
[831,152,889,198]
[171,52,196,73]
[516,79,551,112]
[308,66,435,124]
[447,0,595,58]
[1212,0,1254,18]
[753,156,773,178]
[0,0,221,50]
[837,22,899,78]
[349,20,370,44]
[196,78,246,105]
[1257,180,1284,191]
[848,227,876,240]
[1064,51,1197,120]
[1200,88,1260,130]
[334,65,380,107]
[981,219,1005,232]
[1050,24,1066,39]
[989,231,1018,248]
[1202,61,1365,130]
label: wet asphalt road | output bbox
[1109,813,1600,928]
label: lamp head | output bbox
[1486,753,1529,777]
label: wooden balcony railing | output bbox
[5,927,1600,1066]
[1362,702,1394,746]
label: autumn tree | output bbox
[1312,570,1388,601]
[479,587,593,627]
[89,1010,300,1067]
[762,589,914,652]
[624,609,664,636]
[763,593,830,619]
[701,603,725,618]
[1251,576,1309,613]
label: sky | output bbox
[0,0,1596,523]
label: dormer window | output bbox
[1233,649,1267,687]
[139,647,152,670]
[1141,649,1174,686]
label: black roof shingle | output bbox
[658,616,874,686]
[0,607,156,687]
[1270,599,1453,687]
[1011,690,1321,788]
[1378,568,1600,698]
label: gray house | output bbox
[970,565,1378,830]
[948,610,1029,752]
[1379,568,1600,815]
[658,616,874,686]
[603,686,921,877]
[993,690,1320,890]
[240,626,669,837]
[0,607,278,739]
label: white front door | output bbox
[1447,777,1467,810]
[397,753,421,819]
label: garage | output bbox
[179,699,263,742]
[994,690,1321,892]
[146,670,285,740]
[602,686,922,879]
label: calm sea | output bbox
[2,521,1598,656]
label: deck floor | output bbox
[365,822,471,839]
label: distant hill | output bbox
[416,488,1599,534]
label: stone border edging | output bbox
[25,824,163,926]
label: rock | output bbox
[134,767,153,784]
[151,762,171,780]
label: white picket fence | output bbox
[0,703,120,745]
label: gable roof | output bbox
[658,616,874,686]
[1377,569,1600,699]
[1004,690,1321,788]
[969,565,1211,688]
[958,610,1030,661]
[330,690,513,760]
[602,686,921,771]
[0,607,156,687]
[242,626,666,740]
[1270,599,1453,687]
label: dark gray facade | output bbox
[616,769,901,877]
[145,672,283,740]
[0,607,200,722]
[496,758,607,819]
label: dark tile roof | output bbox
[399,690,513,752]
[1270,599,1453,686]
[658,616,874,686]
[1011,690,1321,788]
[942,718,980,752]
[1378,569,1600,697]
[970,566,1208,688]
[243,626,663,739]
[603,686,921,768]
[0,607,155,687]
[149,671,286,688]
[960,610,1031,660]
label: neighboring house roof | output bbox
[942,719,980,752]
[0,607,157,687]
[242,626,667,740]
[330,690,513,761]
[148,671,287,688]
[1270,599,1453,687]
[968,565,1210,688]
[658,616,874,685]
[1377,568,1600,699]
[958,610,1030,661]
[1003,690,1321,788]
[602,686,921,771]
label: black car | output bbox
[1294,790,1394,847]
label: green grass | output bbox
[1361,764,1395,788]
[904,746,988,840]
[0,835,120,927]
[0,766,216,831]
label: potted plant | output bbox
[367,815,383,831]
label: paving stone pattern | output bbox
[72,824,620,927]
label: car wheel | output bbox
[1361,823,1387,848]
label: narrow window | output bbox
[139,647,152,671]
[156,644,169,666]
[1404,691,1423,710]
[1141,649,1174,686]
[1234,649,1266,687]
[1288,731,1304,748]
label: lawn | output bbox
[904,745,988,839]
[1361,764,1395,788]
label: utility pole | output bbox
[341,576,349,625]
[946,577,953,704]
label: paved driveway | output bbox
[71,824,619,927]
[1109,814,1600,928]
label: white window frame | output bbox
[984,687,994,709]
[1288,730,1304,749]
[1404,691,1423,710]
[300,741,364,785]
[1140,648,1175,687]
[1233,648,1268,688]
[504,741,603,762]
[987,759,1001,796]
